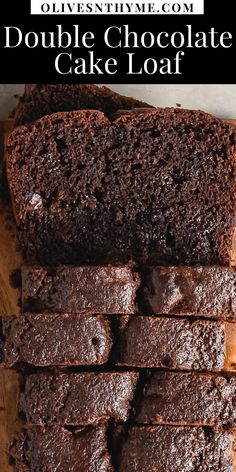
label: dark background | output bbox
[0,0,235,83]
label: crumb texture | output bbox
[10,425,113,472]
[118,316,226,371]
[14,83,152,126]
[21,264,140,314]
[19,371,236,430]
[0,315,225,371]
[7,108,236,265]
[20,372,139,425]
[136,371,236,428]
[118,426,234,472]
[140,266,236,320]
[1,313,112,367]
[9,425,234,472]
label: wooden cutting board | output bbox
[0,118,236,471]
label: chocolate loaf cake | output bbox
[136,371,236,428]
[0,314,112,367]
[7,108,236,265]
[118,426,234,472]
[10,425,113,472]
[141,266,236,320]
[21,264,139,314]
[20,371,139,425]
[118,316,226,371]
[14,84,153,126]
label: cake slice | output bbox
[20,371,138,426]
[140,266,236,320]
[21,370,236,429]
[118,316,226,371]
[0,314,112,367]
[10,425,113,472]
[7,108,236,265]
[136,371,236,428]
[21,264,140,314]
[118,426,233,472]
[1,314,226,370]
[14,83,153,126]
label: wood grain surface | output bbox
[0,118,236,471]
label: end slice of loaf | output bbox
[14,83,153,126]
[7,108,236,265]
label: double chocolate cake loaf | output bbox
[21,264,140,314]
[7,108,236,265]
[14,83,153,126]
[10,425,234,472]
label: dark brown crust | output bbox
[20,372,139,425]
[118,426,234,472]
[136,371,236,428]
[14,84,153,126]
[7,108,236,265]
[21,264,140,314]
[118,316,226,371]
[140,266,236,320]
[10,425,113,472]
[1,313,112,367]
